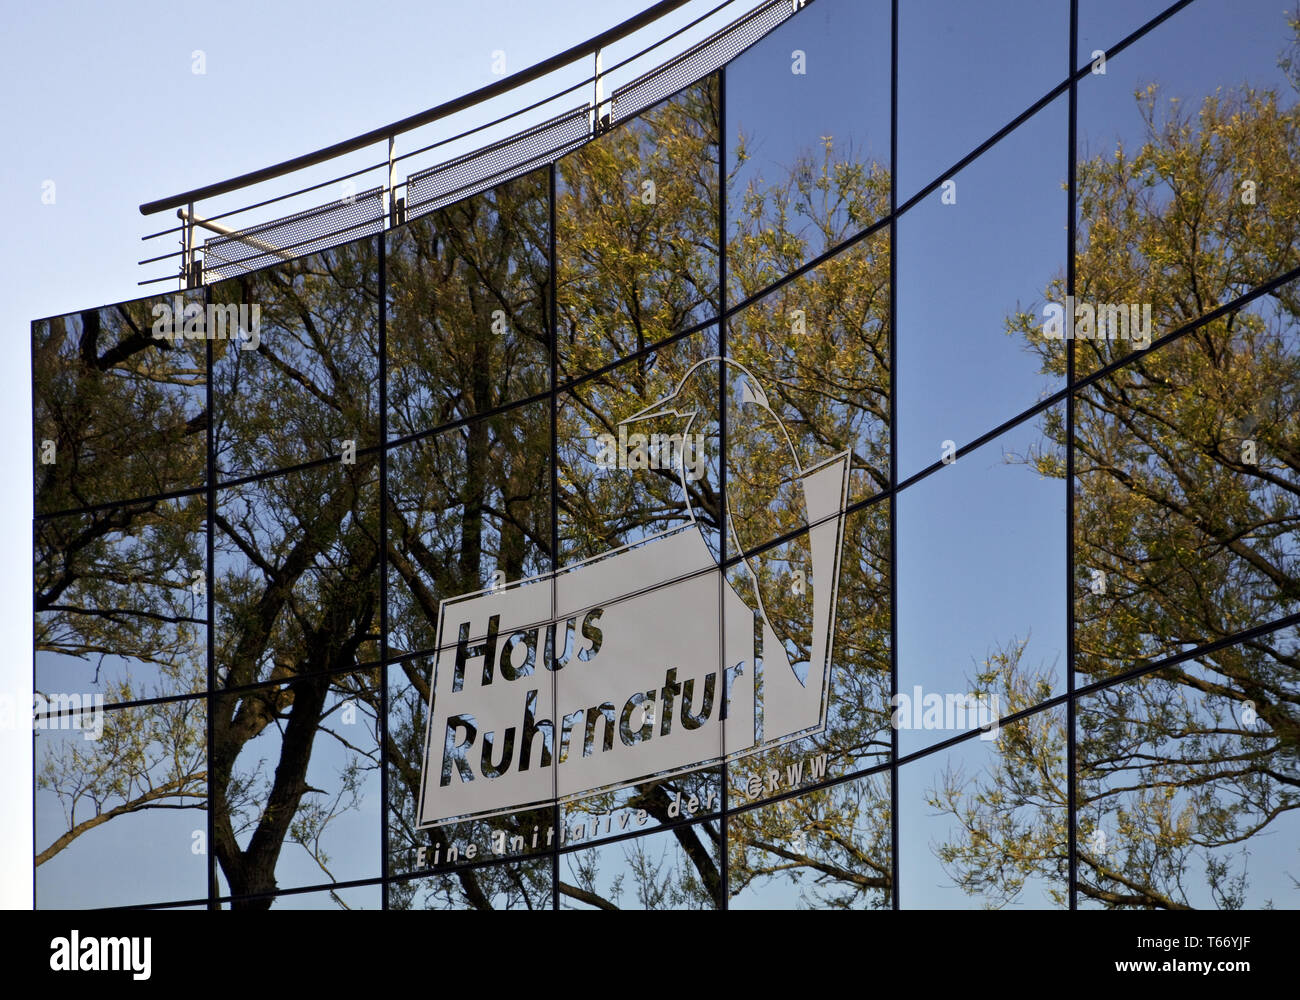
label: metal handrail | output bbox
[138,0,693,216]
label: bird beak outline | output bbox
[618,391,696,428]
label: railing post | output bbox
[591,47,610,135]
[387,136,405,228]
[181,202,202,288]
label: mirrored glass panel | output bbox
[215,460,380,689]
[725,230,890,529]
[551,528,723,846]
[896,407,1066,758]
[1073,281,1299,683]
[897,0,1067,203]
[392,861,552,910]
[898,705,1069,908]
[726,0,890,297]
[36,699,207,908]
[1077,629,1300,909]
[33,291,206,516]
[36,497,207,705]
[726,501,891,808]
[211,238,380,482]
[245,883,382,910]
[212,676,381,903]
[387,168,551,440]
[387,400,552,658]
[1075,0,1300,380]
[729,772,890,909]
[556,327,720,566]
[559,769,722,854]
[387,653,556,878]
[1077,0,1176,68]
[557,75,720,380]
[559,825,722,909]
[897,97,1067,481]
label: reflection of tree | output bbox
[207,243,384,905]
[557,78,720,373]
[930,638,1297,909]
[35,498,206,696]
[1074,658,1294,910]
[34,304,210,873]
[555,77,722,563]
[729,775,891,909]
[936,26,1300,908]
[563,833,717,910]
[34,68,896,909]
[719,131,892,908]
[926,643,1068,908]
[36,698,206,868]
[33,303,206,515]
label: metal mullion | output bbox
[1067,0,1079,912]
[29,316,37,910]
[888,0,900,913]
[205,286,217,909]
[212,440,386,493]
[379,232,390,910]
[549,161,561,912]
[717,63,729,911]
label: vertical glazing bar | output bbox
[379,231,390,910]
[888,0,900,912]
[205,285,216,909]
[1066,0,1079,912]
[717,63,728,910]
[549,161,561,912]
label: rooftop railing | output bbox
[138,0,807,288]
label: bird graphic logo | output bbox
[416,357,851,829]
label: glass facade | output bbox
[31,0,1300,909]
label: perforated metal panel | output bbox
[203,1,798,276]
[202,186,385,281]
[404,1,795,223]
[612,0,793,122]
[406,107,591,218]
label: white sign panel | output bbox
[417,359,850,828]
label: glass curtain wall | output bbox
[32,0,1300,909]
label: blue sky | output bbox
[5,0,1296,909]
